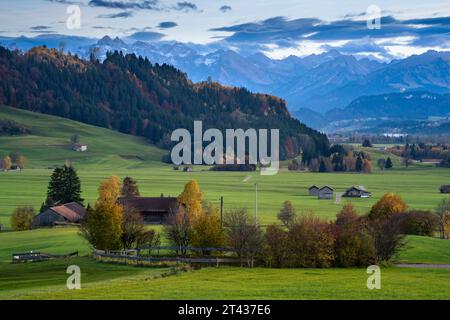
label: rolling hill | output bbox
[0,46,329,161]
[0,105,165,169]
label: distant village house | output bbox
[308,185,320,196]
[72,144,87,152]
[318,186,334,200]
[440,185,450,194]
[34,202,86,227]
[343,186,372,198]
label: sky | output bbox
[0,0,450,60]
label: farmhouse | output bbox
[308,185,320,196]
[34,202,86,227]
[440,185,450,193]
[318,186,334,200]
[343,186,372,198]
[72,143,87,152]
[118,196,179,224]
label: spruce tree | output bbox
[319,159,327,172]
[385,157,393,169]
[45,164,83,206]
[355,156,363,172]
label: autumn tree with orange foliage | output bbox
[178,180,203,220]
[362,159,372,173]
[82,176,124,250]
[368,193,407,221]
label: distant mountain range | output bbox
[298,91,450,134]
[1,34,449,134]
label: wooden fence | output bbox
[93,246,240,266]
[11,251,78,263]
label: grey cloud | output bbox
[88,0,159,10]
[30,26,52,31]
[211,15,450,47]
[219,5,232,13]
[174,2,198,11]
[98,11,134,18]
[158,21,178,29]
[126,31,165,41]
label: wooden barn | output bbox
[308,185,320,196]
[343,186,372,198]
[318,186,334,200]
[118,196,179,224]
[34,202,86,227]
[440,185,450,193]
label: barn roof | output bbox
[319,186,334,191]
[347,186,369,191]
[118,197,178,213]
[50,202,86,222]
[309,185,319,190]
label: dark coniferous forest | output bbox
[0,46,329,161]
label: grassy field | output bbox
[0,228,450,300]
[3,265,450,300]
[1,107,449,228]
[0,231,449,301]
[1,106,450,300]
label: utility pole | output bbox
[220,196,224,226]
[254,183,258,225]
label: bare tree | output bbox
[121,206,145,249]
[164,208,191,255]
[436,198,450,239]
[224,209,263,267]
[277,200,296,228]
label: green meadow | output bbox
[0,228,450,300]
[1,105,450,300]
[0,106,448,228]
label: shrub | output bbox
[263,224,289,268]
[10,206,35,231]
[286,215,335,268]
[336,203,359,226]
[136,229,161,255]
[334,219,376,267]
[395,210,438,236]
[366,216,406,262]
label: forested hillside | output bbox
[0,46,328,161]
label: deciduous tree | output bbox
[10,206,35,231]
[178,180,203,220]
[435,198,450,239]
[263,224,289,268]
[277,200,296,228]
[81,176,124,250]
[164,207,192,255]
[1,156,12,171]
[224,209,263,267]
[191,204,225,254]
[368,193,407,221]
[121,176,140,198]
